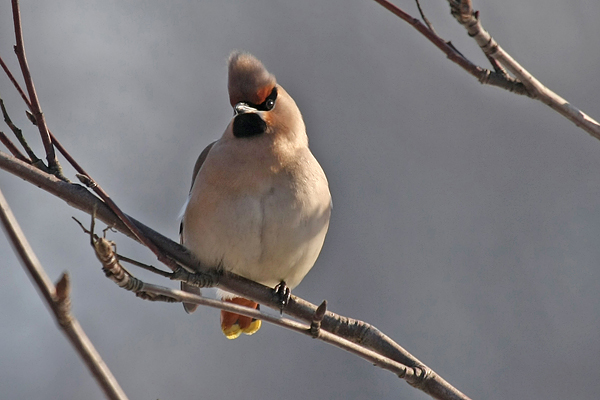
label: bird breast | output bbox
[182,141,331,289]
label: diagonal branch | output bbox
[372,0,529,96]
[447,0,600,140]
[2,51,200,278]
[10,0,61,173]
[0,48,200,282]
[0,150,472,400]
[77,235,420,385]
[0,130,28,163]
[373,0,600,140]
[0,95,43,167]
[0,187,129,400]
[0,54,30,107]
[144,284,423,384]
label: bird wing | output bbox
[180,140,217,313]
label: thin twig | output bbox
[0,130,28,163]
[310,300,328,338]
[74,213,423,384]
[142,283,424,383]
[46,122,214,285]
[372,0,529,96]
[0,187,129,400]
[0,150,472,400]
[11,0,60,173]
[415,0,437,35]
[73,215,175,293]
[0,96,43,167]
[485,54,508,76]
[446,0,600,139]
[117,254,173,278]
[0,53,30,106]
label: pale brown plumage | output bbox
[180,51,331,339]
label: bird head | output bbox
[227,51,305,142]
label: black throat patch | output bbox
[233,113,267,138]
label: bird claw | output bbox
[273,281,290,313]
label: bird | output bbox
[179,51,331,339]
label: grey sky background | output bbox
[1,1,600,399]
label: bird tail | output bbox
[220,297,261,339]
[181,282,201,313]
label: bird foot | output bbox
[273,281,291,313]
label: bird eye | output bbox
[265,98,275,110]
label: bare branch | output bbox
[0,130,28,163]
[143,283,425,384]
[79,243,421,385]
[414,0,437,35]
[0,53,30,107]
[10,0,60,172]
[0,95,43,166]
[372,0,529,96]
[75,223,424,386]
[0,150,471,400]
[50,127,204,281]
[373,0,600,139]
[447,0,600,140]
[0,187,129,400]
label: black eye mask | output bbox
[248,86,278,111]
[233,113,267,138]
[232,87,278,138]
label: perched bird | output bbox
[180,51,331,339]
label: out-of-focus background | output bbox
[1,1,599,399]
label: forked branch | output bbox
[71,223,422,385]
[447,0,600,139]
[373,0,600,139]
[10,0,61,173]
[0,150,471,400]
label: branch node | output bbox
[414,0,437,35]
[170,265,218,288]
[406,366,433,389]
[11,0,60,171]
[477,68,491,85]
[76,173,98,189]
[54,272,73,327]
[310,300,327,338]
[74,214,175,301]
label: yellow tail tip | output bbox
[242,319,262,335]
[222,324,243,340]
[220,298,262,339]
[221,319,262,339]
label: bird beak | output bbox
[234,102,257,116]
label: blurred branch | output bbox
[0,187,129,400]
[0,150,471,400]
[373,0,600,140]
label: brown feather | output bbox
[228,51,276,106]
[180,140,217,313]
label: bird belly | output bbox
[183,179,330,290]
